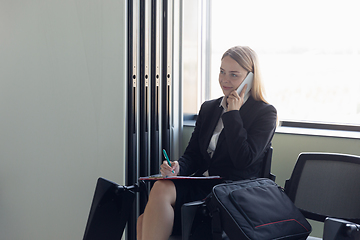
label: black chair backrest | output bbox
[284,152,360,224]
[261,146,276,181]
[83,178,136,240]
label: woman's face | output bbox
[219,56,248,97]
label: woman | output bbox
[137,46,277,240]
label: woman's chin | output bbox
[223,91,231,97]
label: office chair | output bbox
[179,146,275,240]
[284,152,360,240]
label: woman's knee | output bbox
[149,180,176,203]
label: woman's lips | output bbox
[222,86,233,91]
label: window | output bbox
[182,0,211,116]
[183,0,360,127]
[182,0,201,115]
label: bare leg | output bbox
[137,214,144,240]
[137,180,177,240]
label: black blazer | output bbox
[178,96,277,180]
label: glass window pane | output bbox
[182,0,200,115]
[210,0,360,125]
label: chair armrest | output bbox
[324,217,360,240]
[181,200,206,240]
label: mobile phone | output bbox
[236,72,253,96]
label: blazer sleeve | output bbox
[221,103,277,170]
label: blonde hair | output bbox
[221,46,268,103]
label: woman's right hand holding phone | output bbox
[227,84,247,111]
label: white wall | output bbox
[0,1,127,239]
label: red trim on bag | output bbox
[255,219,310,231]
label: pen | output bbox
[162,149,175,173]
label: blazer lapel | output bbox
[200,98,224,160]
[213,96,255,159]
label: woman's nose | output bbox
[220,75,229,83]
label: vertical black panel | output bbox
[127,0,138,239]
[127,0,174,239]
[139,0,150,214]
[150,0,161,175]
[162,0,171,157]
[127,0,137,191]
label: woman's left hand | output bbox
[227,84,247,111]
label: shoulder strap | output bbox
[210,208,223,240]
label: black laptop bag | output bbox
[206,178,312,240]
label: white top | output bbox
[207,97,227,158]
